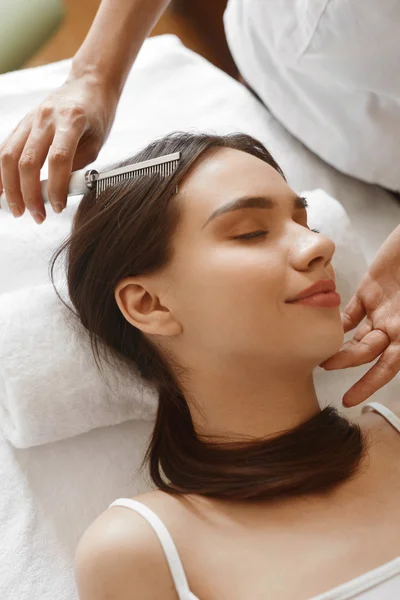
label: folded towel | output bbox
[0,188,368,448]
[0,194,79,297]
[0,283,158,448]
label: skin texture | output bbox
[115,147,343,440]
[75,149,400,600]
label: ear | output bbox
[114,277,182,337]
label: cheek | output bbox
[175,246,286,335]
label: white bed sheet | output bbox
[0,35,399,600]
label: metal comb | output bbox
[0,151,181,211]
[86,151,181,198]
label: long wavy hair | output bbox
[50,131,369,501]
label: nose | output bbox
[288,225,335,272]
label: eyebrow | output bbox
[202,195,308,229]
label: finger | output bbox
[352,318,373,340]
[19,123,54,223]
[0,121,24,195]
[47,115,86,212]
[0,114,33,198]
[320,318,372,369]
[0,124,32,217]
[320,328,389,370]
[341,294,366,333]
[343,342,400,407]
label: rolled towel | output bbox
[0,283,158,448]
[0,189,368,448]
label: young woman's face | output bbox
[163,147,344,369]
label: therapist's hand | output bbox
[320,225,400,407]
[0,73,119,224]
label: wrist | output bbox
[67,62,122,103]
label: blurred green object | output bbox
[0,0,65,73]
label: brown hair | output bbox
[50,131,369,501]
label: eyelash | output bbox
[234,227,320,240]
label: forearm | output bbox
[69,0,172,97]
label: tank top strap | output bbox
[361,401,400,434]
[108,498,193,600]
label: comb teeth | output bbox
[94,154,180,199]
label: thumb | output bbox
[341,294,366,333]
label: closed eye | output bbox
[232,226,320,241]
[233,230,268,240]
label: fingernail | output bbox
[52,202,63,214]
[11,205,23,218]
[31,211,45,224]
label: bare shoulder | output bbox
[74,490,179,600]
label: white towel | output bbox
[0,282,158,449]
[0,188,368,448]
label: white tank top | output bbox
[108,401,400,599]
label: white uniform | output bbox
[223,0,400,191]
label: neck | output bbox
[181,355,320,443]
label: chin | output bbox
[315,326,344,364]
[296,317,344,367]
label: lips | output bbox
[286,279,336,302]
